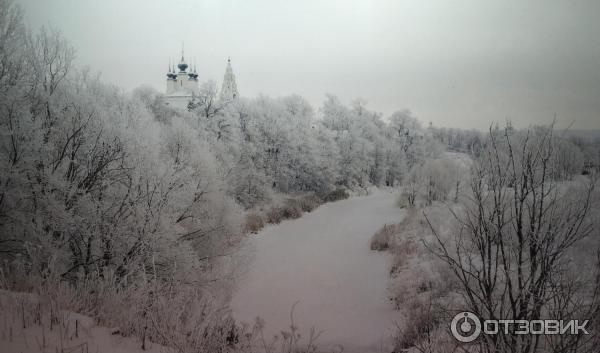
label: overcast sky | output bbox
[18,0,600,130]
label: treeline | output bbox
[158,89,444,208]
[430,124,600,176]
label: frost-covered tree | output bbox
[0,2,242,290]
[427,125,600,353]
[553,136,585,180]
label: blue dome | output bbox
[178,60,188,72]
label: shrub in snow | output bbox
[298,194,322,212]
[395,192,409,208]
[322,188,349,202]
[244,213,265,234]
[281,200,303,219]
[389,238,418,276]
[392,294,457,353]
[265,208,284,224]
[370,224,399,251]
[393,296,439,350]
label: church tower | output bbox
[165,46,199,109]
[166,61,177,95]
[219,57,239,102]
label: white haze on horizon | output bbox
[17,0,600,130]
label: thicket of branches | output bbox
[431,125,600,352]
[387,125,600,353]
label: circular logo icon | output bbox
[451,311,481,342]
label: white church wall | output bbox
[165,95,192,110]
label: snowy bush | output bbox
[265,208,284,224]
[321,188,349,202]
[401,154,468,206]
[370,224,399,251]
[244,213,265,234]
[298,194,322,212]
[281,199,303,219]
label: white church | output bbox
[165,50,238,109]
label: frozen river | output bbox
[231,189,405,353]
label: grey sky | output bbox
[18,0,600,129]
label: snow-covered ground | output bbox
[231,189,405,353]
[0,290,172,353]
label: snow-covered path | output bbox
[231,190,404,353]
